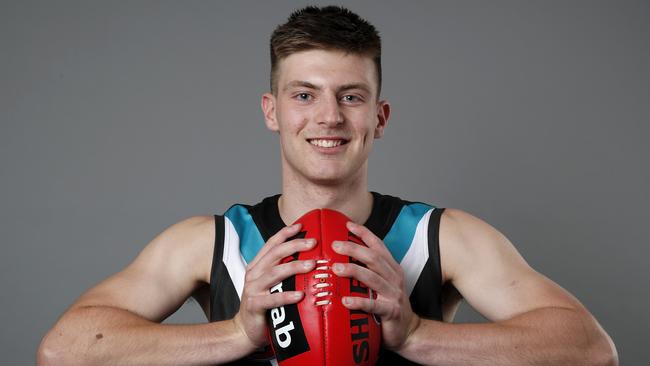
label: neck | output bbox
[278,164,373,225]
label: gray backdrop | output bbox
[1,0,648,364]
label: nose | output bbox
[316,94,344,127]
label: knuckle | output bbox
[271,228,290,243]
[282,291,293,301]
[267,245,287,260]
[298,260,314,272]
[265,236,278,247]
[357,264,371,277]
[365,253,378,267]
[291,261,303,271]
[266,294,281,308]
[293,238,311,251]
[272,239,307,257]
[244,270,255,283]
[264,294,282,310]
[283,224,299,236]
[337,241,350,252]
[368,270,381,285]
[269,264,285,279]
[272,292,292,307]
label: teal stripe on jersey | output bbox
[383,203,433,263]
[224,205,265,264]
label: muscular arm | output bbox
[37,216,256,366]
[396,209,618,366]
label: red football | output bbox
[266,208,381,366]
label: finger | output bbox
[341,295,392,317]
[346,221,395,263]
[251,259,316,291]
[331,240,398,280]
[248,237,316,281]
[332,262,398,299]
[248,223,302,268]
[245,291,305,312]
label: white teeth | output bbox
[309,139,344,148]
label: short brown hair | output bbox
[269,6,382,96]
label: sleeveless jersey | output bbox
[209,192,445,365]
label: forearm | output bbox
[397,307,618,366]
[37,305,256,366]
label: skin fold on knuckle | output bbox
[298,239,314,252]
[295,261,309,273]
[271,292,294,308]
[286,291,302,303]
[365,252,379,267]
[270,268,289,285]
[361,266,379,284]
[356,269,371,286]
[244,275,256,286]
[268,247,291,262]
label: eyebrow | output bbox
[283,80,320,92]
[283,80,372,95]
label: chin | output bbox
[284,157,363,186]
[305,167,362,186]
[306,174,346,186]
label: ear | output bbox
[261,92,279,132]
[374,100,391,138]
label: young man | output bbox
[38,6,618,366]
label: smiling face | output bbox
[262,49,390,186]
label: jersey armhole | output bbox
[428,207,445,318]
[428,207,445,287]
[209,215,225,322]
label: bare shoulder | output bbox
[438,208,521,283]
[439,207,508,246]
[138,215,216,283]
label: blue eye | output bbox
[296,93,311,101]
[342,95,361,102]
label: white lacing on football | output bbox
[314,259,332,306]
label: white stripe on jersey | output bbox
[400,208,434,296]
[224,217,279,365]
[223,216,247,299]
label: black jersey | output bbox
[209,192,445,365]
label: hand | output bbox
[331,221,421,351]
[233,223,317,350]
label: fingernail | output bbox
[292,223,302,230]
[342,297,352,305]
[306,238,316,246]
[304,260,314,269]
[292,292,303,299]
[333,263,344,272]
[332,241,342,250]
